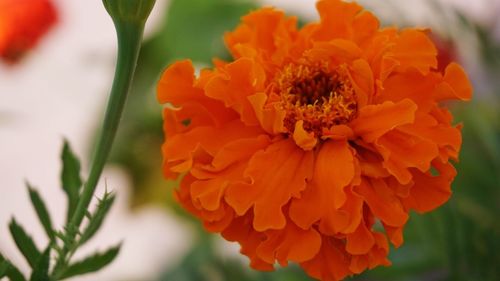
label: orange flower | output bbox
[158,0,472,280]
[0,0,57,63]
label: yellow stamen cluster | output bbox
[275,62,358,137]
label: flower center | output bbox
[276,62,358,137]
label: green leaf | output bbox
[0,254,26,281]
[79,192,116,245]
[0,255,8,278]
[7,267,26,281]
[29,247,50,281]
[9,218,41,269]
[27,183,55,241]
[59,245,121,279]
[61,140,83,223]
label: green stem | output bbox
[51,22,145,279]
[74,22,144,236]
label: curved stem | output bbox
[74,22,143,233]
[51,21,145,279]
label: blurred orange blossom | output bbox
[0,0,57,63]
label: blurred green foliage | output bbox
[105,0,500,280]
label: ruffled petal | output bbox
[375,129,439,184]
[399,112,462,162]
[225,7,298,66]
[289,141,361,235]
[354,179,408,227]
[322,124,354,140]
[257,222,321,266]
[305,40,363,64]
[301,237,352,281]
[222,214,274,271]
[377,71,441,112]
[162,120,263,178]
[157,60,199,105]
[346,219,375,255]
[392,29,437,74]
[350,99,417,143]
[349,231,391,273]
[248,92,286,134]
[208,135,272,171]
[293,120,317,151]
[383,223,404,248]
[434,62,473,101]
[402,160,456,213]
[205,57,266,125]
[315,140,356,209]
[189,135,271,211]
[175,174,235,232]
[225,139,314,231]
[348,59,374,107]
[313,0,363,41]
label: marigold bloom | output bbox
[0,0,57,63]
[158,0,472,280]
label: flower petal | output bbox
[402,161,456,213]
[222,214,274,271]
[316,140,356,209]
[313,0,363,41]
[190,163,245,211]
[348,59,374,107]
[224,7,298,65]
[248,93,286,134]
[208,135,272,171]
[392,29,437,74]
[189,135,271,211]
[351,99,417,143]
[322,124,354,140]
[225,139,314,231]
[375,129,439,184]
[205,58,266,125]
[290,140,360,235]
[257,222,321,266]
[293,120,317,151]
[175,174,234,232]
[377,71,441,112]
[383,223,404,248]
[301,237,351,281]
[162,120,263,178]
[434,62,473,101]
[157,60,198,105]
[305,40,362,63]
[346,219,375,255]
[354,179,408,227]
[290,183,363,236]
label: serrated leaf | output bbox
[9,218,41,269]
[27,184,55,241]
[29,247,50,281]
[59,245,121,279]
[79,193,115,245]
[0,254,26,281]
[61,140,83,223]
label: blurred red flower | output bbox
[0,0,57,63]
